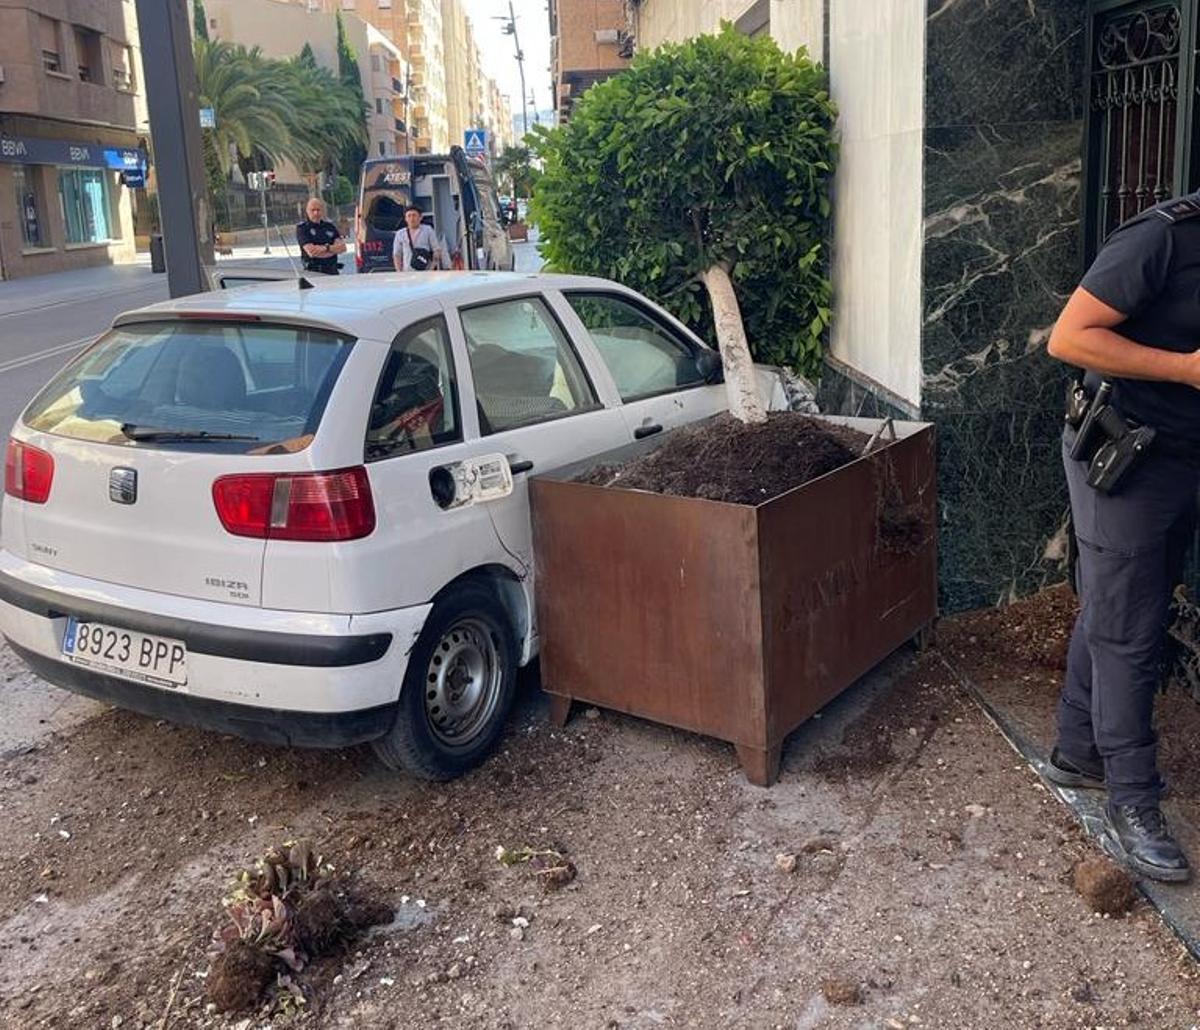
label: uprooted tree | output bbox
[529,25,836,422]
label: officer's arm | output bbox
[1048,287,1200,386]
[329,226,347,254]
[297,226,321,257]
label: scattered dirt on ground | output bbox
[6,624,1200,1026]
[207,940,277,1014]
[943,581,1078,672]
[578,413,869,504]
[820,976,863,1006]
[1073,857,1138,917]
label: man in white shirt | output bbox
[393,205,444,271]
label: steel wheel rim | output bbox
[424,617,502,749]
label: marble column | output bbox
[921,0,1087,610]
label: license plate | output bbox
[62,618,188,688]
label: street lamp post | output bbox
[497,2,528,139]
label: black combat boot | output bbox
[1045,747,1105,790]
[1107,803,1191,883]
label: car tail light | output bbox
[212,466,375,541]
[4,439,54,504]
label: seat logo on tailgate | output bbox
[109,467,137,504]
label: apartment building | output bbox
[484,76,512,153]
[0,0,146,279]
[547,0,629,121]
[310,0,413,153]
[440,0,470,145]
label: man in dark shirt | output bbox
[1046,194,1200,882]
[296,197,346,275]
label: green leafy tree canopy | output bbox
[334,12,368,178]
[530,25,836,377]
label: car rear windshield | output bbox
[23,320,354,454]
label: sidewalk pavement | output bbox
[0,238,544,318]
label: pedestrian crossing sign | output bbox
[464,129,487,155]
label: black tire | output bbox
[372,580,517,780]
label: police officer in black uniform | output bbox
[1045,193,1200,883]
[296,197,346,275]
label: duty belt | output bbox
[1065,378,1157,493]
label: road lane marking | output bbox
[0,280,165,320]
[0,335,95,375]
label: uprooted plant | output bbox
[206,840,393,1014]
[495,843,578,890]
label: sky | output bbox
[461,0,552,126]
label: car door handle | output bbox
[634,423,663,440]
[509,458,534,474]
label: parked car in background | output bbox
[356,147,513,273]
[0,274,787,780]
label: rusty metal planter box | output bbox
[530,416,937,786]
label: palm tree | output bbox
[492,145,539,199]
[194,39,298,177]
[281,55,368,177]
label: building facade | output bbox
[629,0,1108,612]
[0,0,147,279]
[548,0,629,121]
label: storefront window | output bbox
[58,167,113,244]
[13,166,46,247]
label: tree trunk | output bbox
[701,263,767,424]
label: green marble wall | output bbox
[820,0,1087,612]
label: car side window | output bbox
[460,296,596,435]
[365,316,460,461]
[565,293,706,402]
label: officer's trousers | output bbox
[1057,431,1199,807]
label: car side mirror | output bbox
[695,350,723,384]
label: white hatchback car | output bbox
[0,273,788,779]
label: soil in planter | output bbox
[579,413,870,506]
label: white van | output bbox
[355,146,513,274]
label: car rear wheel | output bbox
[372,581,517,780]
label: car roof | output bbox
[113,272,631,338]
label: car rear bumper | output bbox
[0,551,433,739]
[6,639,395,747]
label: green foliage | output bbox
[492,144,540,199]
[530,25,836,375]
[193,0,209,41]
[193,38,367,183]
[334,12,368,180]
[333,174,354,206]
[298,42,317,69]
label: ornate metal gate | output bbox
[1084,0,1198,259]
